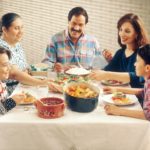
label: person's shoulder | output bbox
[116,48,125,53]
[0,38,8,47]
[83,34,99,45]
[51,30,65,41]
[112,48,125,57]
[53,30,64,37]
[84,34,97,40]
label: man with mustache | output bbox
[42,7,107,72]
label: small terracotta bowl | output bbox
[34,97,65,119]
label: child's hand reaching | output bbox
[104,104,121,116]
[103,86,118,94]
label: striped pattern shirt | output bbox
[143,78,150,120]
[42,29,107,68]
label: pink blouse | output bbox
[143,78,150,120]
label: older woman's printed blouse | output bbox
[0,38,27,70]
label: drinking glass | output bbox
[47,68,57,81]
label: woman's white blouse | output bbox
[0,38,28,70]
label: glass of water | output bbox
[47,68,57,81]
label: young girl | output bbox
[104,44,150,120]
[0,47,26,114]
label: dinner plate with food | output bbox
[101,80,129,86]
[19,92,37,105]
[65,67,91,76]
[102,92,138,106]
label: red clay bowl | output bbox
[34,97,65,119]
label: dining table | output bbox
[0,82,150,150]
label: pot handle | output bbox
[38,100,47,106]
[34,100,46,107]
[62,103,65,110]
[34,101,37,108]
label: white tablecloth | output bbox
[0,84,150,150]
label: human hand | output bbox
[54,63,77,72]
[103,86,118,94]
[54,63,64,72]
[23,68,30,74]
[88,70,106,81]
[40,78,50,86]
[104,104,121,116]
[63,64,75,72]
[102,49,113,62]
[11,93,26,104]
[48,81,63,93]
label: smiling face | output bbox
[68,15,86,43]
[119,22,137,47]
[2,18,24,44]
[0,53,10,80]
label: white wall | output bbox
[1,0,150,64]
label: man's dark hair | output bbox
[68,7,88,24]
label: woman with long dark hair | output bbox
[90,13,150,88]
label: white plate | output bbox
[18,101,34,105]
[18,93,37,105]
[101,80,129,86]
[101,94,138,106]
[65,67,91,75]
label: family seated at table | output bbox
[0,7,150,121]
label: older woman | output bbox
[0,13,28,94]
[0,13,49,94]
[0,12,27,70]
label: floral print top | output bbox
[0,38,28,70]
[143,77,150,120]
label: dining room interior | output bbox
[0,1,150,150]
